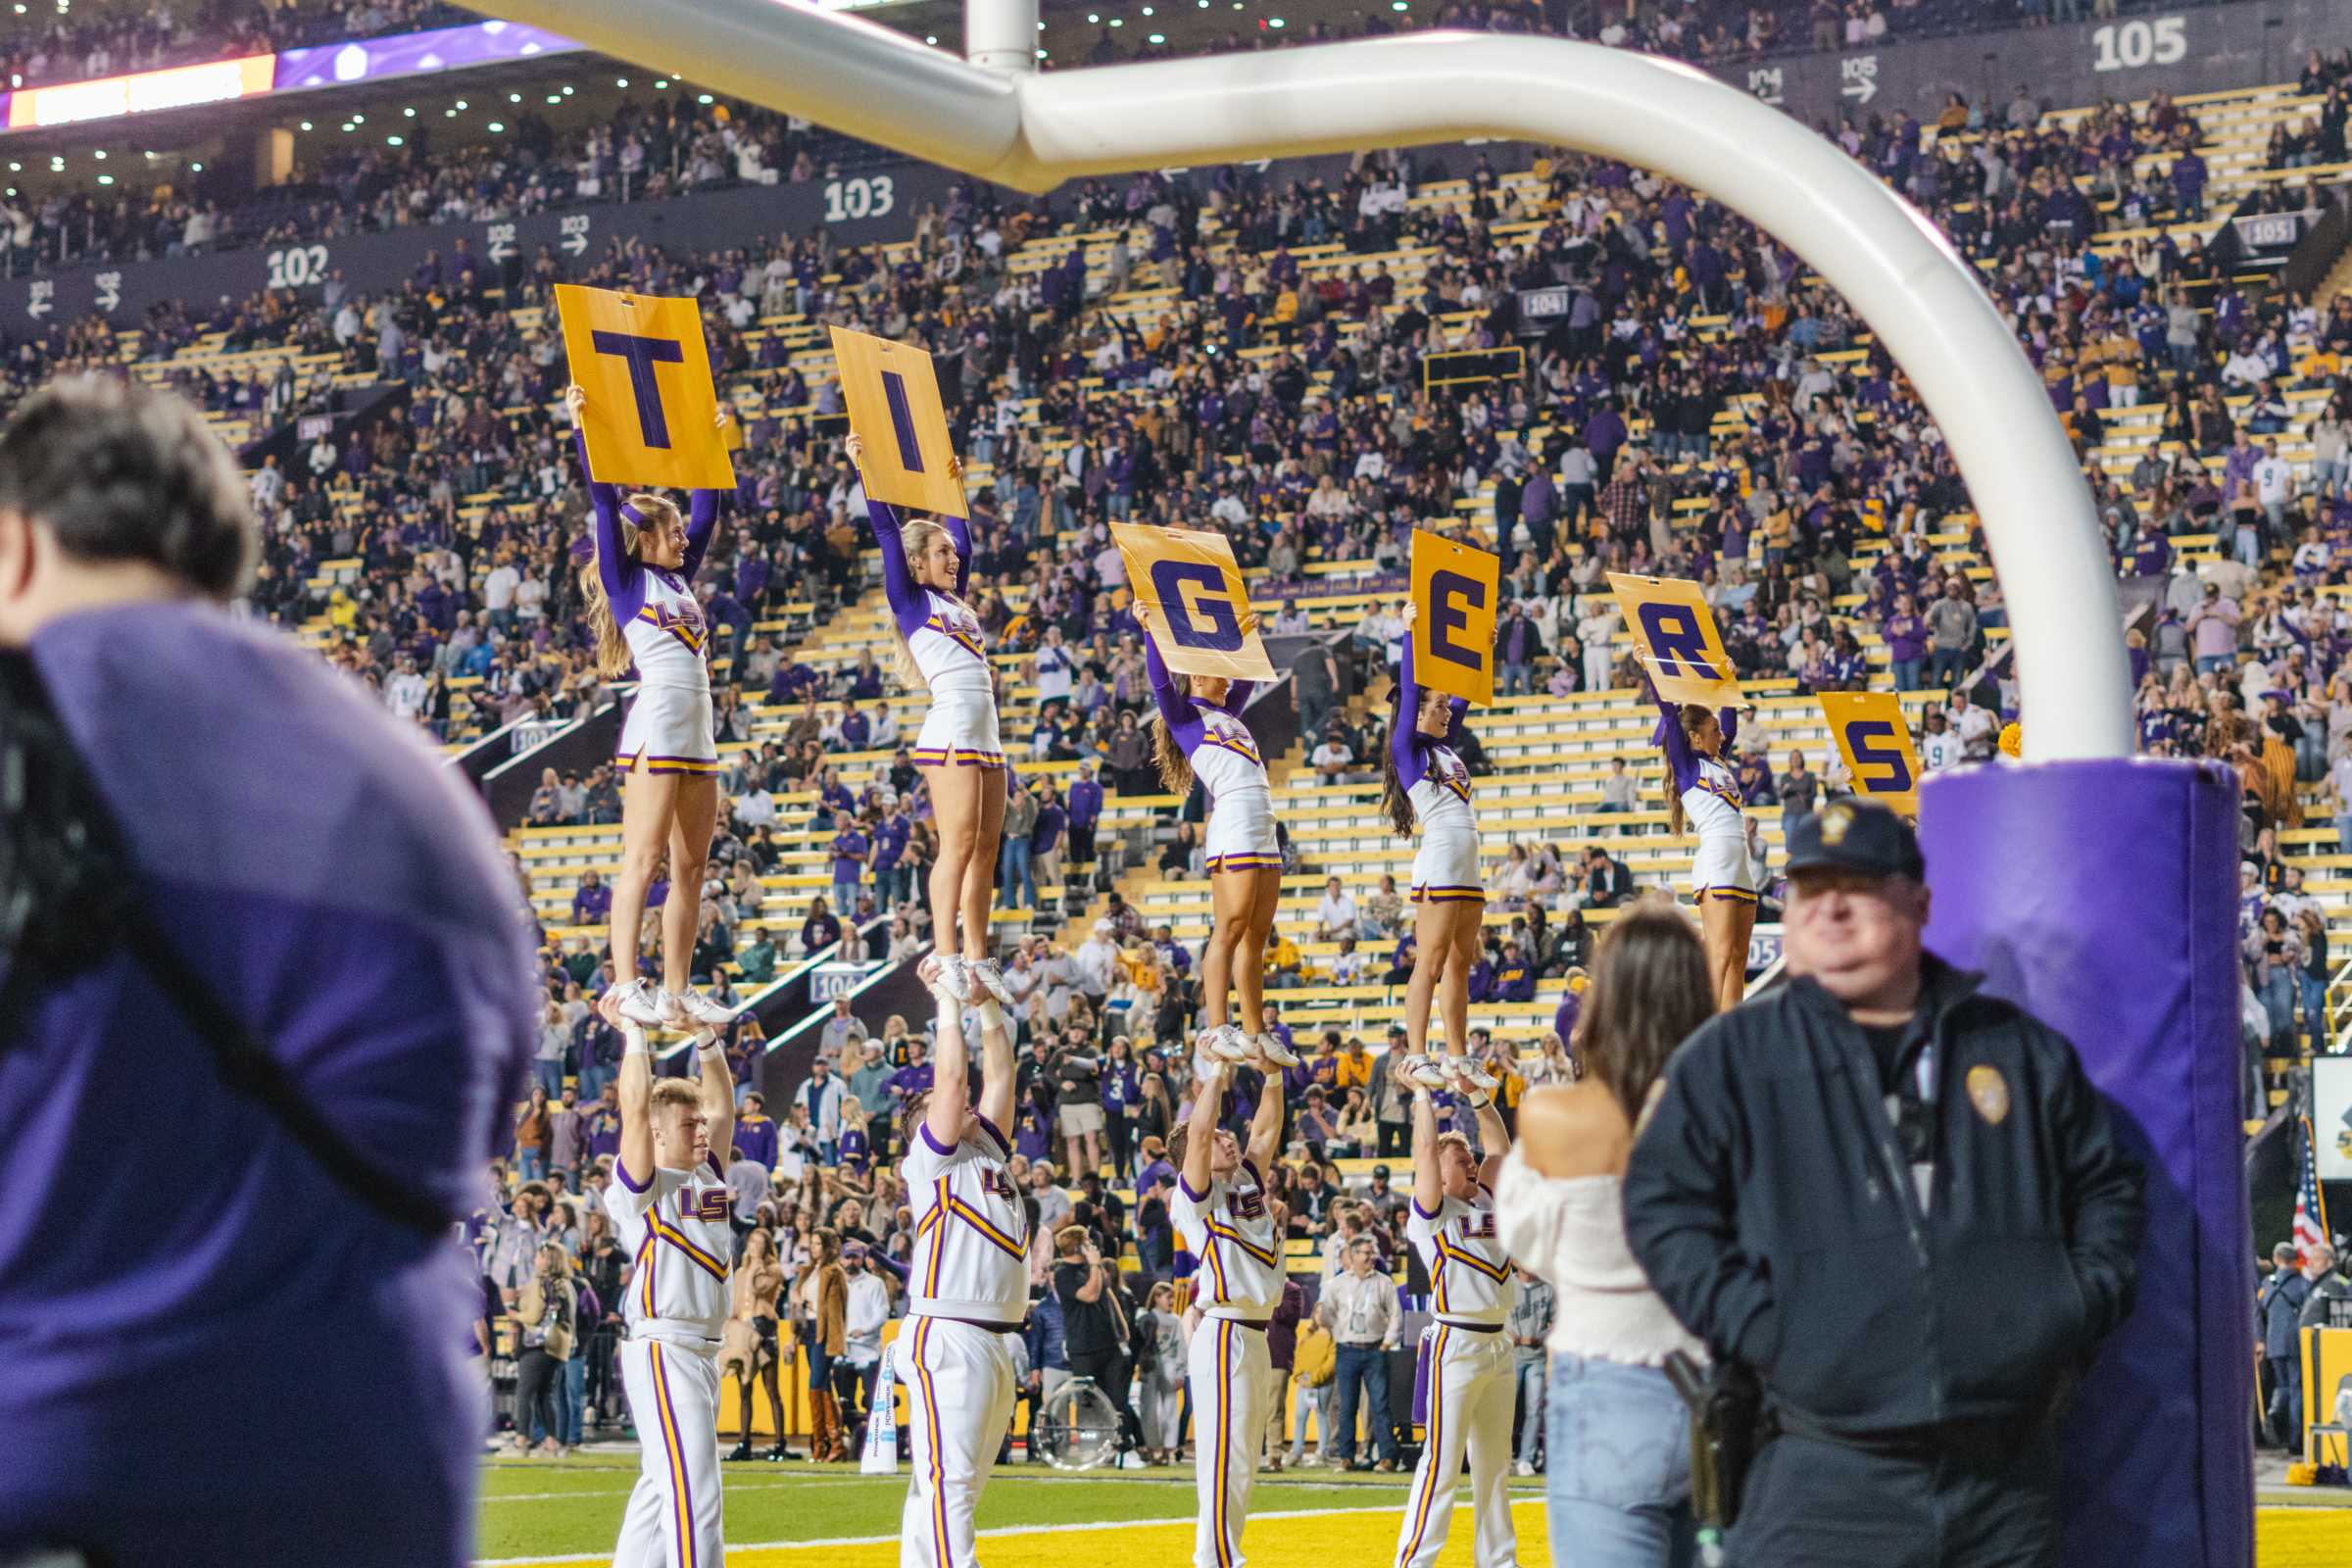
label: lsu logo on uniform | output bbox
[1232,1187,1269,1222]
[1607,572,1742,707]
[1111,522,1276,682]
[1819,691,1923,817]
[555,283,735,490]
[690,1189,731,1224]
[1460,1210,1498,1241]
[1408,529,1500,706]
[979,1166,1017,1202]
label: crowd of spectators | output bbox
[0,0,470,89]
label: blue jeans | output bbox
[535,1058,564,1100]
[2338,812,2352,857]
[2259,971,2297,1051]
[560,1353,585,1446]
[578,1061,612,1102]
[1929,646,1969,687]
[833,878,859,920]
[1545,1352,1696,1568]
[1000,837,1036,910]
[1332,1344,1396,1463]
[1890,657,1923,693]
[1514,1352,1546,1465]
[2300,972,2329,1053]
[516,1148,547,1181]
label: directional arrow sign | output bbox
[1843,74,1878,104]
[485,237,515,264]
[94,272,121,313]
[26,284,50,318]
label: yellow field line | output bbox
[485,1497,2349,1568]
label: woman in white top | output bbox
[1495,905,1717,1568]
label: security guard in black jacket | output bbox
[1624,802,2144,1568]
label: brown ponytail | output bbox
[1661,703,1710,838]
[1379,716,1417,838]
[1152,710,1195,797]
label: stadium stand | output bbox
[7,4,2349,1476]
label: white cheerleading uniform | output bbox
[900,1113,1026,1568]
[1393,632,1483,905]
[1148,641,1278,874]
[1173,1158,1284,1568]
[1655,700,1756,902]
[861,485,1006,771]
[1396,1188,1517,1568]
[1405,747,1481,903]
[579,431,725,778]
[606,1153,736,1568]
[617,566,720,777]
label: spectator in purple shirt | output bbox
[571,869,612,928]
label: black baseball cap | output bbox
[1371,1163,1392,1180]
[1785,801,1926,881]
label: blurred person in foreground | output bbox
[1498,906,1716,1566]
[1624,801,2144,1567]
[0,376,538,1564]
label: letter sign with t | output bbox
[1112,522,1274,682]
[1408,530,1498,706]
[555,284,734,489]
[1608,572,1741,706]
[1819,691,1922,816]
[829,325,967,517]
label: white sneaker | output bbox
[1209,1024,1256,1062]
[1117,1449,1150,1470]
[967,957,1013,1005]
[1254,1031,1300,1067]
[668,986,736,1026]
[607,977,670,1028]
[932,954,974,1003]
[1398,1054,1451,1092]
[1445,1055,1500,1093]
[1514,1459,1535,1477]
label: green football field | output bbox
[474,1455,2352,1567]
[475,1455,1447,1560]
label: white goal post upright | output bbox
[465,0,2131,761]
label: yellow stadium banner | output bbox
[1408,529,1499,706]
[1607,572,1742,707]
[554,284,735,490]
[1819,691,1923,817]
[1111,523,1276,683]
[828,326,967,518]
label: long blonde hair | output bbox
[894,515,963,690]
[576,492,683,680]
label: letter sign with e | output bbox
[1408,530,1498,706]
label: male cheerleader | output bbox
[1172,1049,1287,1568]
[1395,1060,1516,1568]
[899,957,1025,1568]
[603,1010,737,1568]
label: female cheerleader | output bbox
[845,432,1009,1007]
[1146,638,1299,1070]
[567,383,736,1030]
[1381,607,1497,1100]
[1650,683,1756,1010]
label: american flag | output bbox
[2293,1117,2329,1261]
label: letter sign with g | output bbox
[1153,560,1244,652]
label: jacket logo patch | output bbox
[1819,803,1855,844]
[1966,1064,2010,1126]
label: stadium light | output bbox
[466,1,2132,760]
